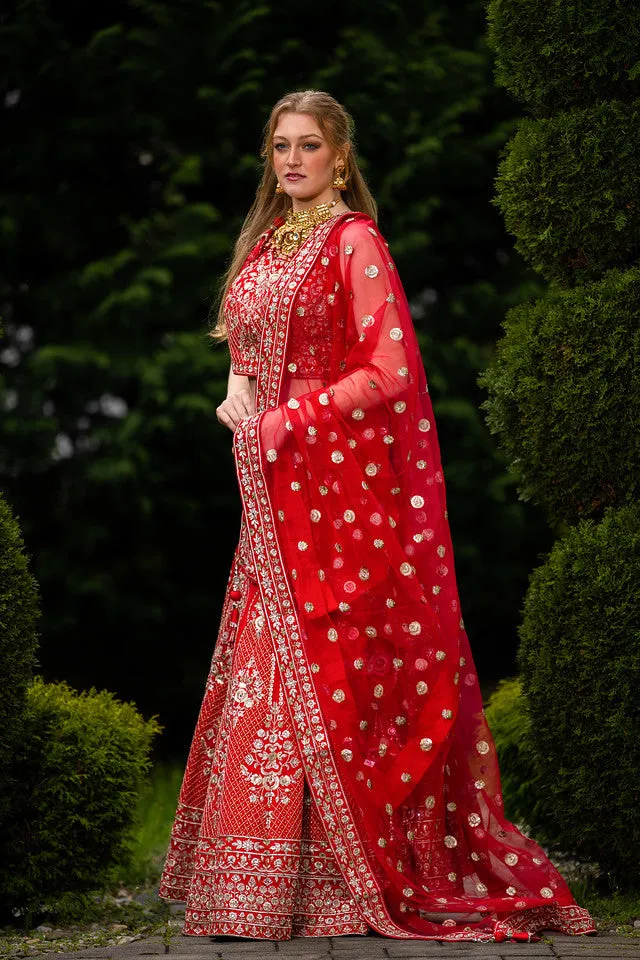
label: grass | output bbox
[117,760,183,888]
[569,878,640,934]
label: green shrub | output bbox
[484,678,547,831]
[479,266,640,525]
[487,0,640,116]
[494,100,640,285]
[117,762,183,888]
[0,678,160,922]
[0,494,40,826]
[518,503,640,882]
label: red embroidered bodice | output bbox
[225,231,346,386]
[225,243,285,377]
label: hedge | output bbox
[0,678,160,922]
[479,265,640,525]
[484,678,547,833]
[518,503,640,882]
[487,0,640,116]
[494,100,640,285]
[0,494,40,827]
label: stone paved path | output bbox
[27,933,640,960]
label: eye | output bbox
[274,143,287,151]
[303,142,320,150]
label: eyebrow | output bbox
[273,133,324,141]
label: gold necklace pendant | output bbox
[271,198,340,258]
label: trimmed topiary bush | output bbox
[494,100,640,285]
[487,0,640,116]
[479,266,640,525]
[518,503,640,882]
[0,493,40,827]
[485,0,640,886]
[484,678,546,831]
[0,678,160,922]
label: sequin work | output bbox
[160,212,595,942]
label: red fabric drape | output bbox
[232,213,594,939]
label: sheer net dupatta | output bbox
[233,217,595,940]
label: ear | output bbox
[336,144,350,172]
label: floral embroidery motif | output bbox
[225,243,285,376]
[230,656,264,726]
[241,700,303,827]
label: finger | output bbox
[216,406,237,431]
[235,390,254,418]
[229,394,251,422]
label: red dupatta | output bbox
[232,213,594,940]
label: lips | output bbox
[285,173,305,181]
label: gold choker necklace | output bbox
[271,198,341,258]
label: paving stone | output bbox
[385,946,552,957]
[550,937,637,944]
[550,945,640,954]
[45,949,125,958]
[330,944,386,951]
[330,939,383,947]
[173,941,277,955]
[24,929,640,960]
[437,951,554,956]
[329,948,387,957]
[552,952,640,957]
[269,952,332,958]
[278,940,332,951]
[104,940,166,955]
[275,946,331,954]
[383,944,447,956]
[414,949,550,956]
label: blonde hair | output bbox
[210,90,378,341]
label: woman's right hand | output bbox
[216,389,255,432]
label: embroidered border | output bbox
[238,214,405,935]
[233,217,597,942]
[258,213,361,412]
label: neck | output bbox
[288,197,340,219]
[291,190,344,214]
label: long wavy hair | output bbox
[211,90,378,341]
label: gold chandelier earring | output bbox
[332,167,348,191]
[275,181,285,195]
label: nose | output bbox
[285,146,301,167]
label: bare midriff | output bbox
[246,374,325,406]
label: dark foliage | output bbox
[480,267,640,524]
[487,0,640,116]
[484,678,546,831]
[0,493,40,827]
[0,678,160,922]
[518,505,640,881]
[494,100,640,286]
[485,0,640,881]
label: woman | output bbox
[159,90,594,942]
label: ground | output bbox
[5,930,640,960]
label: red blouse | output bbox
[225,227,350,391]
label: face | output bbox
[272,112,344,209]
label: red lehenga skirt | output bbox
[158,545,369,938]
